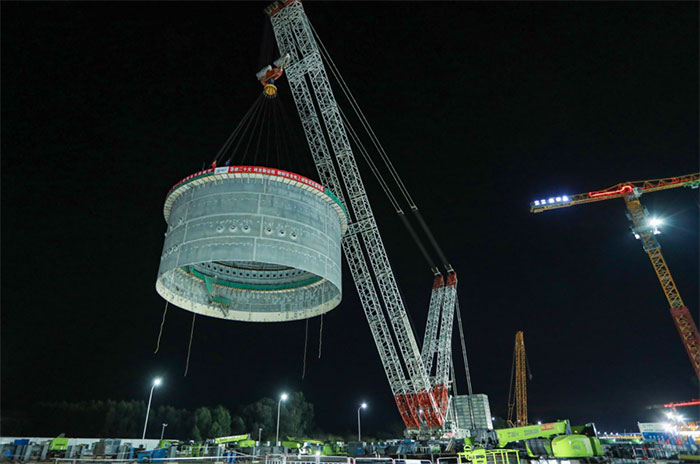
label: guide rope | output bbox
[318,314,323,359]
[153,301,169,354]
[184,313,196,376]
[302,319,309,379]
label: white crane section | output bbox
[266,0,461,432]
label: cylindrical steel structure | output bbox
[156,165,347,322]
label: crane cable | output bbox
[213,94,265,166]
[311,21,452,272]
[339,93,438,274]
[455,298,475,428]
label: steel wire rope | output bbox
[340,107,439,274]
[278,94,316,178]
[340,106,426,340]
[227,95,266,165]
[311,21,453,272]
[272,99,283,168]
[154,301,169,354]
[253,99,270,165]
[455,298,476,428]
[239,96,267,164]
[309,22,414,207]
[215,94,264,166]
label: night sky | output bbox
[2,2,699,437]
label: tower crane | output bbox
[530,173,700,379]
[507,331,529,427]
[263,0,466,436]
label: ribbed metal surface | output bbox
[156,166,346,322]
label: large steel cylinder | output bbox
[156,165,347,322]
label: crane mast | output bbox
[507,331,527,427]
[266,0,455,432]
[531,173,700,379]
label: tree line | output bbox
[12,392,316,441]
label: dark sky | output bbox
[2,2,699,437]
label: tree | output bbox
[212,406,232,436]
[193,407,213,439]
[242,397,276,441]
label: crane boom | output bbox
[530,173,700,379]
[530,173,699,213]
[267,0,449,430]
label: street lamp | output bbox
[258,427,263,443]
[357,403,367,442]
[160,423,168,440]
[142,377,162,439]
[276,393,288,446]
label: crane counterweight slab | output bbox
[156,165,347,322]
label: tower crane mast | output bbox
[507,331,528,427]
[265,0,459,434]
[530,173,700,380]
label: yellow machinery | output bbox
[507,331,528,427]
[530,173,700,379]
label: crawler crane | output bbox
[263,0,470,437]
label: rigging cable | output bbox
[184,313,196,376]
[214,94,264,166]
[340,107,438,273]
[455,298,475,428]
[154,301,169,354]
[311,21,453,272]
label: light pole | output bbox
[276,393,288,446]
[160,423,168,440]
[142,377,162,439]
[258,427,263,443]
[357,403,367,442]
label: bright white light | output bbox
[534,200,540,206]
[653,228,661,235]
[540,199,546,204]
[634,233,641,239]
[315,451,321,456]
[492,417,496,421]
[548,198,555,204]
[562,196,569,202]
[665,411,673,418]
[281,393,288,401]
[649,217,663,228]
[537,421,542,425]
[153,378,162,386]
[662,423,674,432]
[361,403,367,409]
[419,409,424,414]
[555,197,562,202]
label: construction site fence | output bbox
[48,456,395,464]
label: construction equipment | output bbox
[530,173,700,379]
[469,420,605,459]
[264,0,467,436]
[506,331,529,427]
